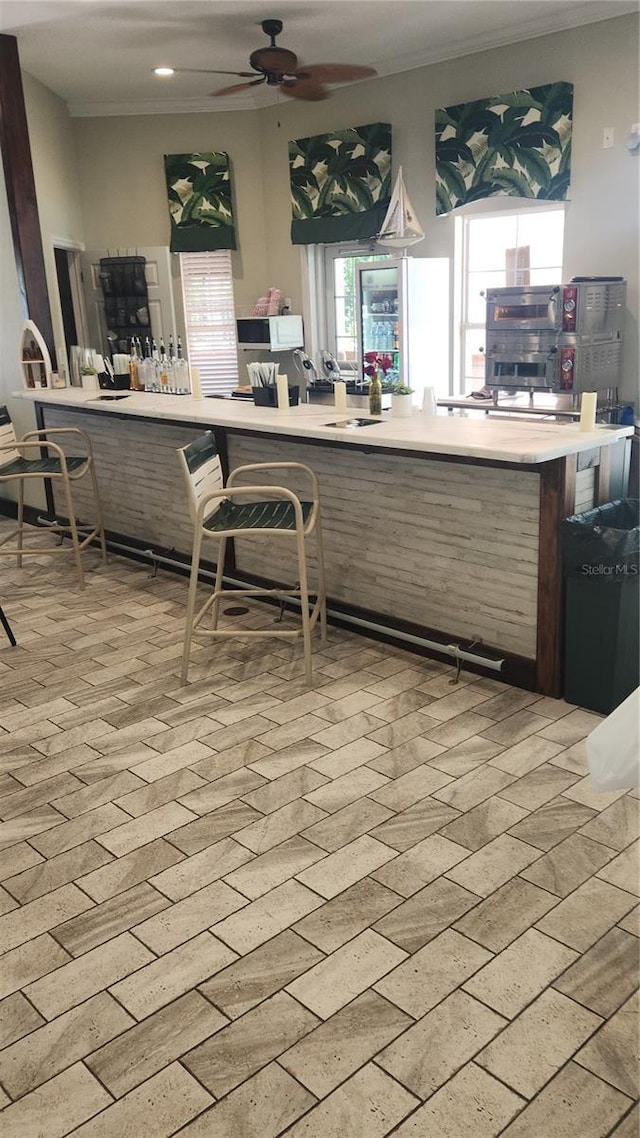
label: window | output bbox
[179,250,238,395]
[456,208,565,394]
[302,244,390,375]
[324,244,391,370]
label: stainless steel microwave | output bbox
[236,315,304,351]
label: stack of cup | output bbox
[422,387,437,417]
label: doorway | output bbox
[53,243,89,378]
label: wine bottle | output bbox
[368,370,382,416]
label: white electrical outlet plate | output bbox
[603,127,615,149]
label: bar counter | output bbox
[13,389,633,696]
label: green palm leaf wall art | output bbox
[435,82,573,216]
[289,122,392,244]
[164,152,237,252]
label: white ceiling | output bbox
[1,0,637,116]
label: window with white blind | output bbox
[179,250,238,395]
[456,207,564,394]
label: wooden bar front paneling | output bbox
[36,403,597,695]
[227,431,541,660]
[536,453,577,696]
[0,34,55,362]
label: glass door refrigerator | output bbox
[356,257,450,400]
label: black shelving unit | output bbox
[99,256,151,353]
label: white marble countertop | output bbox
[15,388,633,465]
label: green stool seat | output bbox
[0,455,87,478]
[205,499,312,533]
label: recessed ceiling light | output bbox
[154,67,175,77]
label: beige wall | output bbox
[22,72,87,377]
[72,108,269,317]
[259,14,639,401]
[68,13,639,401]
[1,13,637,417]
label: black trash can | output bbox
[562,499,639,714]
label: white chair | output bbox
[177,431,327,685]
[0,404,107,588]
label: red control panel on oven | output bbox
[562,286,577,332]
[560,347,575,390]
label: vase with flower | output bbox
[364,351,393,416]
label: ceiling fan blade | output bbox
[171,67,259,78]
[282,80,328,102]
[293,64,378,83]
[211,78,266,97]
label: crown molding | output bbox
[371,0,639,80]
[67,2,638,118]
[68,94,261,116]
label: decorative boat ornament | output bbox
[378,166,424,249]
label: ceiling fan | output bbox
[156,18,377,102]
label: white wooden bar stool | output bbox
[177,431,327,685]
[0,405,107,589]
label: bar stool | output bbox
[0,405,107,589]
[177,431,327,685]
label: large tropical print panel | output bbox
[435,82,573,216]
[164,152,236,252]
[289,122,392,244]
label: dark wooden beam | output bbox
[0,34,56,366]
[536,454,576,696]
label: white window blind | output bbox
[179,250,238,395]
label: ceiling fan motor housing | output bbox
[249,45,298,76]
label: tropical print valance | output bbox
[289,122,392,244]
[435,82,573,216]
[164,152,236,252]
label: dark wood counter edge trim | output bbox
[0,496,536,691]
[224,426,538,472]
[33,401,540,473]
[536,453,577,697]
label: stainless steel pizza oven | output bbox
[483,278,626,394]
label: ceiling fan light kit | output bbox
[155,18,376,102]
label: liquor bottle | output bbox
[177,335,184,360]
[151,338,159,361]
[144,336,151,359]
[368,370,382,416]
[168,334,175,361]
[158,339,169,388]
[128,339,140,390]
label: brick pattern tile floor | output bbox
[0,535,637,1137]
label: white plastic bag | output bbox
[587,687,640,791]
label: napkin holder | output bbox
[252,385,299,408]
